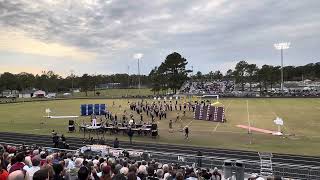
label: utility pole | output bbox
[70,70,74,95]
[138,59,141,96]
[127,65,130,97]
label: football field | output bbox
[0,98,319,156]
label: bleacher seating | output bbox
[179,80,235,95]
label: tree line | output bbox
[0,71,149,95]
[1,52,319,94]
[149,53,320,93]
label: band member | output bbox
[175,113,180,123]
[184,126,189,139]
[169,120,173,133]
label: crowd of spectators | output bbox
[0,144,226,180]
[261,89,320,97]
[178,81,235,95]
[178,80,320,98]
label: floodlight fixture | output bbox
[133,53,143,59]
[274,42,290,50]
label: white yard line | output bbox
[185,120,193,128]
[212,123,220,133]
[262,100,278,117]
[246,100,251,133]
[225,100,233,111]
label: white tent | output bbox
[33,90,46,97]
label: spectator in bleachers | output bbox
[66,152,75,169]
[0,142,250,180]
[23,156,40,180]
[52,163,65,180]
[9,152,25,173]
[101,165,112,180]
[77,166,90,180]
[0,158,9,180]
[211,167,221,180]
[137,165,147,180]
[7,170,25,180]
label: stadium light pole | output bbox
[274,42,290,91]
[126,65,130,97]
[191,66,194,76]
[133,53,144,96]
[70,70,74,95]
[138,59,140,90]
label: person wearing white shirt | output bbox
[23,157,41,180]
[92,118,97,127]
[66,153,75,169]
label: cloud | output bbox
[0,0,319,75]
[0,64,44,75]
[0,29,96,61]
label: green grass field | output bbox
[0,98,320,156]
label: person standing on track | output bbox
[184,126,189,140]
[169,120,173,133]
[113,138,119,148]
[127,128,134,144]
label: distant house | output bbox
[63,92,71,96]
[46,93,56,98]
[33,90,46,98]
[98,83,122,89]
[73,89,80,93]
[18,90,33,98]
[1,90,19,97]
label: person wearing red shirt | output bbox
[0,159,9,180]
[9,153,25,173]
